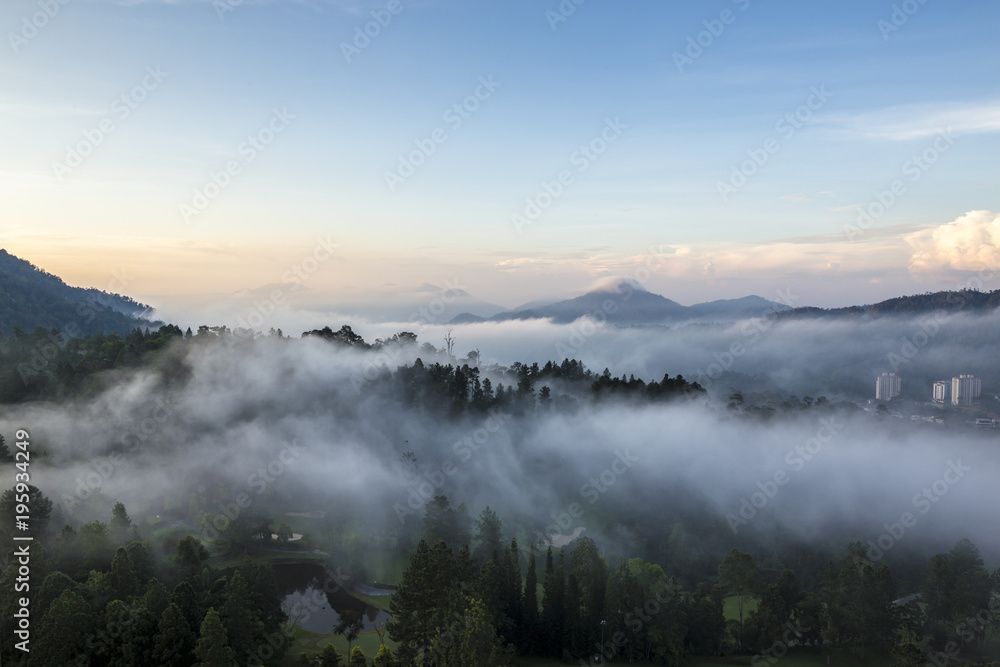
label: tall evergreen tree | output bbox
[522,542,540,654]
[194,608,236,667]
[389,540,437,665]
[221,569,259,663]
[109,546,139,601]
[153,602,198,667]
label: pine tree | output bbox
[30,590,95,667]
[153,602,198,667]
[501,539,523,644]
[142,577,171,619]
[473,506,503,563]
[126,541,154,585]
[110,501,132,540]
[109,546,139,600]
[194,608,236,667]
[522,542,539,654]
[388,540,435,665]
[450,598,516,667]
[540,546,564,656]
[221,569,259,663]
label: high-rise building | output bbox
[951,374,981,406]
[932,381,949,403]
[875,372,901,401]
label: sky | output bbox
[1,0,999,312]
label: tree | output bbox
[373,643,395,667]
[152,602,197,667]
[334,609,365,657]
[349,645,368,667]
[319,643,342,667]
[80,519,114,570]
[473,506,503,563]
[389,539,464,666]
[221,569,259,663]
[276,521,293,544]
[540,547,566,656]
[522,542,539,654]
[109,546,140,600]
[110,501,133,540]
[30,589,95,667]
[178,534,210,572]
[0,484,53,537]
[421,495,470,550]
[892,642,926,667]
[100,598,157,666]
[719,549,759,652]
[440,597,516,667]
[389,540,436,665]
[127,541,154,586]
[194,608,237,667]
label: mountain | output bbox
[332,283,507,324]
[0,249,158,336]
[775,289,1000,320]
[459,278,792,326]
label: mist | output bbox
[3,311,999,590]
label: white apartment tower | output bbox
[951,374,981,406]
[876,372,901,401]
[932,381,949,403]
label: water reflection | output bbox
[275,563,391,634]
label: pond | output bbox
[274,563,391,634]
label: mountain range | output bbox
[450,278,792,326]
[4,249,1000,337]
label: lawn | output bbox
[724,595,759,620]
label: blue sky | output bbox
[1,0,998,309]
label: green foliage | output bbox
[439,597,516,667]
[30,589,95,667]
[0,249,156,338]
[109,546,140,600]
[320,642,343,667]
[153,602,197,667]
[373,644,395,667]
[221,569,259,663]
[349,645,368,667]
[719,549,760,652]
[0,484,53,539]
[334,609,365,656]
[194,607,237,667]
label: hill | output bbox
[0,249,158,337]
[776,288,1000,320]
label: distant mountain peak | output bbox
[584,276,649,295]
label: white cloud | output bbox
[907,210,1000,273]
[832,101,1000,141]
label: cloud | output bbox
[907,210,1000,273]
[831,101,1000,141]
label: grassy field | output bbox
[724,595,759,620]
